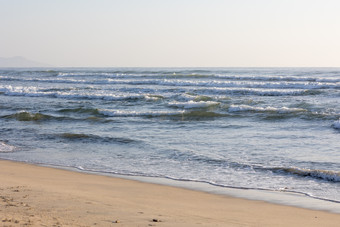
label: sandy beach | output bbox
[0,160,339,226]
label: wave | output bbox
[180,111,226,119]
[4,67,340,82]
[145,94,165,100]
[1,111,106,123]
[3,107,333,123]
[54,133,139,144]
[193,95,214,101]
[226,104,340,121]
[168,101,220,109]
[168,150,340,184]
[270,167,340,182]
[1,109,224,123]
[0,85,316,103]
[0,85,150,101]
[58,107,100,115]
[2,111,53,121]
[56,70,216,79]
[99,109,186,117]
[157,79,340,90]
[332,119,340,129]
[228,104,307,114]
[2,75,339,90]
[0,141,15,153]
[197,87,318,96]
[214,74,340,83]
[99,109,226,120]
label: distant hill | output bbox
[0,56,51,68]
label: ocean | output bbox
[0,68,339,207]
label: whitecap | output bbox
[228,104,306,113]
[77,166,85,170]
[168,101,220,109]
[99,109,186,117]
[332,119,340,129]
[0,142,15,153]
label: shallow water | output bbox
[0,67,339,204]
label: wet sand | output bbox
[1,159,340,226]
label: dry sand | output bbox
[1,159,340,227]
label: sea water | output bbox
[0,68,339,208]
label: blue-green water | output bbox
[0,67,339,203]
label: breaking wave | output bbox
[332,119,340,129]
[0,141,15,153]
[228,104,307,114]
[168,101,220,109]
[99,109,186,117]
[99,109,225,120]
[168,150,340,183]
[271,167,340,182]
[0,85,151,101]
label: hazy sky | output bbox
[1,0,340,67]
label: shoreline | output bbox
[1,159,340,226]
[5,158,340,214]
[107,172,340,213]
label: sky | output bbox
[1,0,340,67]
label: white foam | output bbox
[156,79,339,90]
[57,92,145,101]
[0,142,15,153]
[0,84,314,102]
[37,70,340,83]
[168,101,220,109]
[77,166,85,170]
[99,109,186,117]
[0,85,149,101]
[2,75,339,90]
[201,87,308,96]
[332,119,340,129]
[228,104,307,113]
[0,85,40,96]
[57,72,132,78]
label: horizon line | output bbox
[1,66,340,69]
